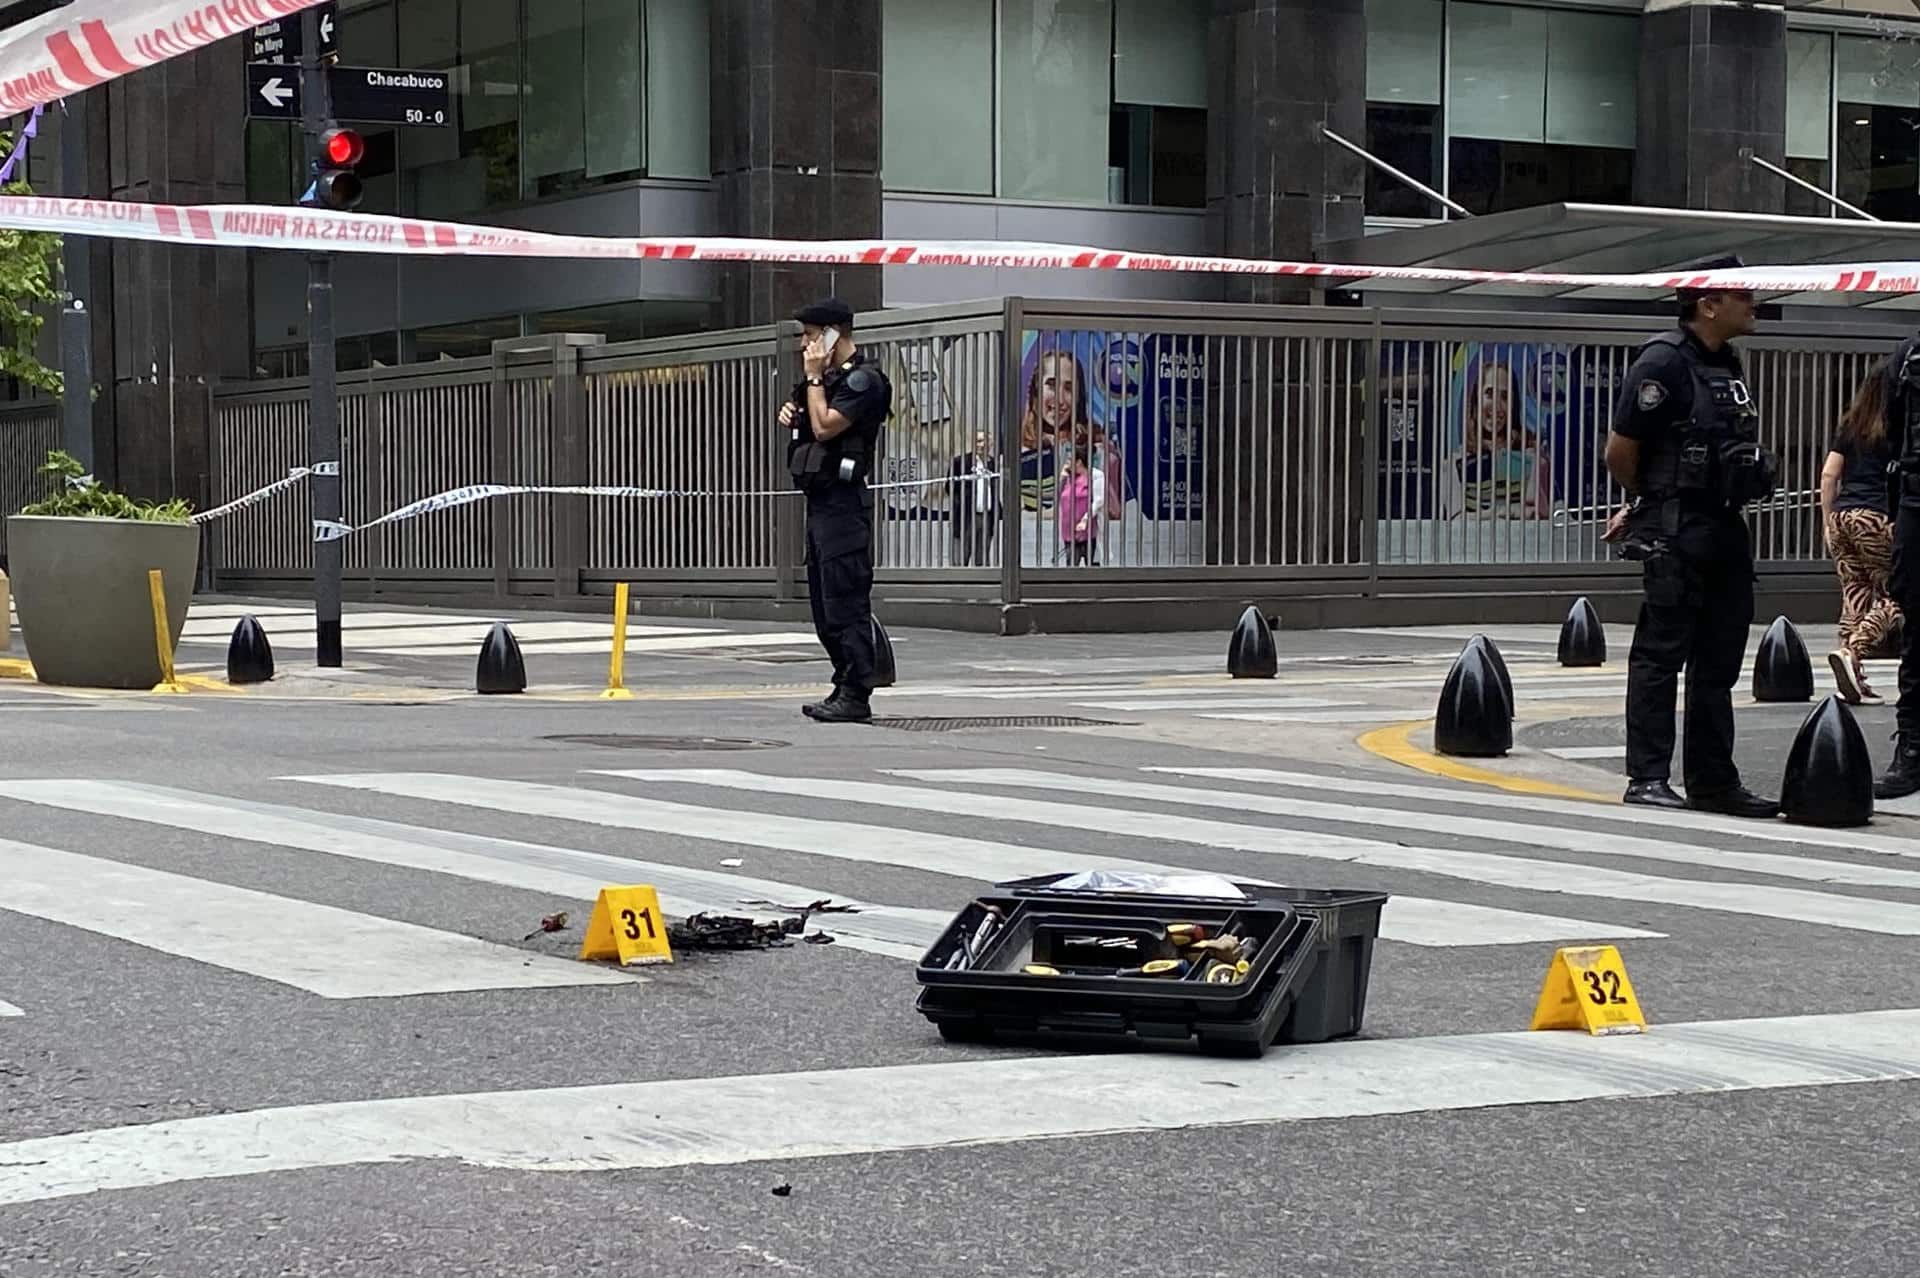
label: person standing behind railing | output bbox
[1820,370,1901,705]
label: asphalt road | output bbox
[1,598,1916,1276]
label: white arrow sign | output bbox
[258,77,294,109]
[320,12,334,43]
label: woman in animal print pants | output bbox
[1821,371,1903,704]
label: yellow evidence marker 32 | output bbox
[1529,944,1646,1036]
[578,885,674,966]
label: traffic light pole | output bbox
[301,6,342,668]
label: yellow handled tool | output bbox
[1204,959,1251,985]
[1118,959,1190,979]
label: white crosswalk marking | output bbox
[611,769,1920,935]
[0,781,944,962]
[1148,766,1920,860]
[0,998,21,1018]
[890,768,1920,892]
[286,773,1653,948]
[0,839,635,998]
[1073,696,1352,712]
[1542,746,1625,760]
[1201,710,1424,723]
[174,608,818,657]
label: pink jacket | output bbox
[1058,470,1096,543]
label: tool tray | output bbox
[914,880,1323,1057]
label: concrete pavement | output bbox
[1,597,1916,1275]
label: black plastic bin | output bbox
[914,875,1387,1056]
[915,876,1344,1057]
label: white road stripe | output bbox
[4,1006,1918,1207]
[0,998,21,1018]
[365,633,817,657]
[615,769,1920,935]
[1879,794,1920,818]
[181,621,722,648]
[0,840,634,998]
[1072,697,1352,712]
[891,768,1920,893]
[1201,710,1425,724]
[0,781,943,963]
[1150,767,1920,861]
[1544,746,1626,760]
[287,773,1653,948]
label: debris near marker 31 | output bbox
[669,910,838,951]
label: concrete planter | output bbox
[4,516,199,689]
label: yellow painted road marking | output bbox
[1356,719,1617,803]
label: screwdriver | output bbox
[1117,958,1190,979]
[1165,923,1209,946]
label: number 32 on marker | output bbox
[1529,944,1645,1035]
[578,885,675,966]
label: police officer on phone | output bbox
[778,298,892,724]
[1872,335,1920,796]
[1603,254,1781,816]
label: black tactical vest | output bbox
[788,354,892,491]
[1636,331,1776,511]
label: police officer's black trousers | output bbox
[804,484,876,694]
[1624,512,1754,793]
[1891,506,1920,736]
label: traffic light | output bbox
[302,127,365,211]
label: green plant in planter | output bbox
[19,450,192,522]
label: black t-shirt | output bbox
[1611,330,1742,443]
[1830,431,1892,514]
[824,354,890,443]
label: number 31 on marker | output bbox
[578,885,674,966]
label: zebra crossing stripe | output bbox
[1147,766,1920,861]
[0,998,21,1018]
[0,781,943,963]
[283,773,1652,948]
[3,1006,1919,1208]
[611,769,1920,936]
[890,768,1920,893]
[0,838,637,998]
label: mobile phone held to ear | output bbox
[819,327,840,357]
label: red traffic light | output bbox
[322,128,364,167]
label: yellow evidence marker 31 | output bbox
[578,885,674,966]
[1529,944,1646,1036]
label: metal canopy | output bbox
[1318,203,1920,312]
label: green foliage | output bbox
[0,135,63,397]
[19,451,193,522]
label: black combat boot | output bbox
[802,686,842,719]
[1874,731,1920,800]
[811,685,872,724]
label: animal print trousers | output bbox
[1826,508,1903,658]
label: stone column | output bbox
[1205,0,1367,305]
[1635,0,1786,213]
[709,1,883,327]
[103,45,251,508]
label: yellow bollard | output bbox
[147,569,187,695]
[601,581,633,699]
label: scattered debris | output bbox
[522,911,570,941]
[803,933,835,945]
[718,858,744,868]
[738,898,861,915]
[770,1183,792,1198]
[668,912,817,950]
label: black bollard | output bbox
[1752,615,1813,703]
[870,616,897,689]
[226,615,275,685]
[1557,597,1607,668]
[475,622,527,695]
[1781,694,1874,827]
[1464,634,1514,720]
[1226,605,1278,679]
[1434,643,1513,757]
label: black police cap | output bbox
[793,298,854,328]
[1675,254,1747,301]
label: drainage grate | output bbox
[871,715,1125,732]
[542,734,788,751]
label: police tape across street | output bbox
[187,468,1002,542]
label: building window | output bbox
[1785,31,1833,218]
[244,0,709,221]
[882,0,1206,209]
[1836,33,1920,222]
[1362,0,1635,219]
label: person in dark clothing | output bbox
[948,430,1000,566]
[1820,370,1900,704]
[778,298,893,724]
[1869,330,1920,796]
[1603,256,1781,817]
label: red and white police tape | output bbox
[3,193,1920,295]
[0,1,329,115]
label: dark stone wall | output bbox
[1206,0,1367,304]
[710,1,883,326]
[1636,2,1786,213]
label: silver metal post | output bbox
[1745,152,1877,222]
[1320,127,1473,220]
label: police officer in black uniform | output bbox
[778,298,892,724]
[1873,338,1920,796]
[1604,256,1781,816]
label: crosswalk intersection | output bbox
[3,756,1920,1021]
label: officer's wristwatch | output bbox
[806,375,824,387]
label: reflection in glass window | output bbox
[884,0,995,194]
[999,0,1114,203]
[1836,34,1920,222]
[1786,31,1834,218]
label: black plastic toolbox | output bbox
[915,874,1379,1057]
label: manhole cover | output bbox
[542,734,788,751]
[871,715,1125,732]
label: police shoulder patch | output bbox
[846,369,874,393]
[1637,379,1668,411]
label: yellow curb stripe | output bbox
[1356,719,1619,803]
[0,658,33,680]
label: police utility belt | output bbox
[788,430,869,490]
